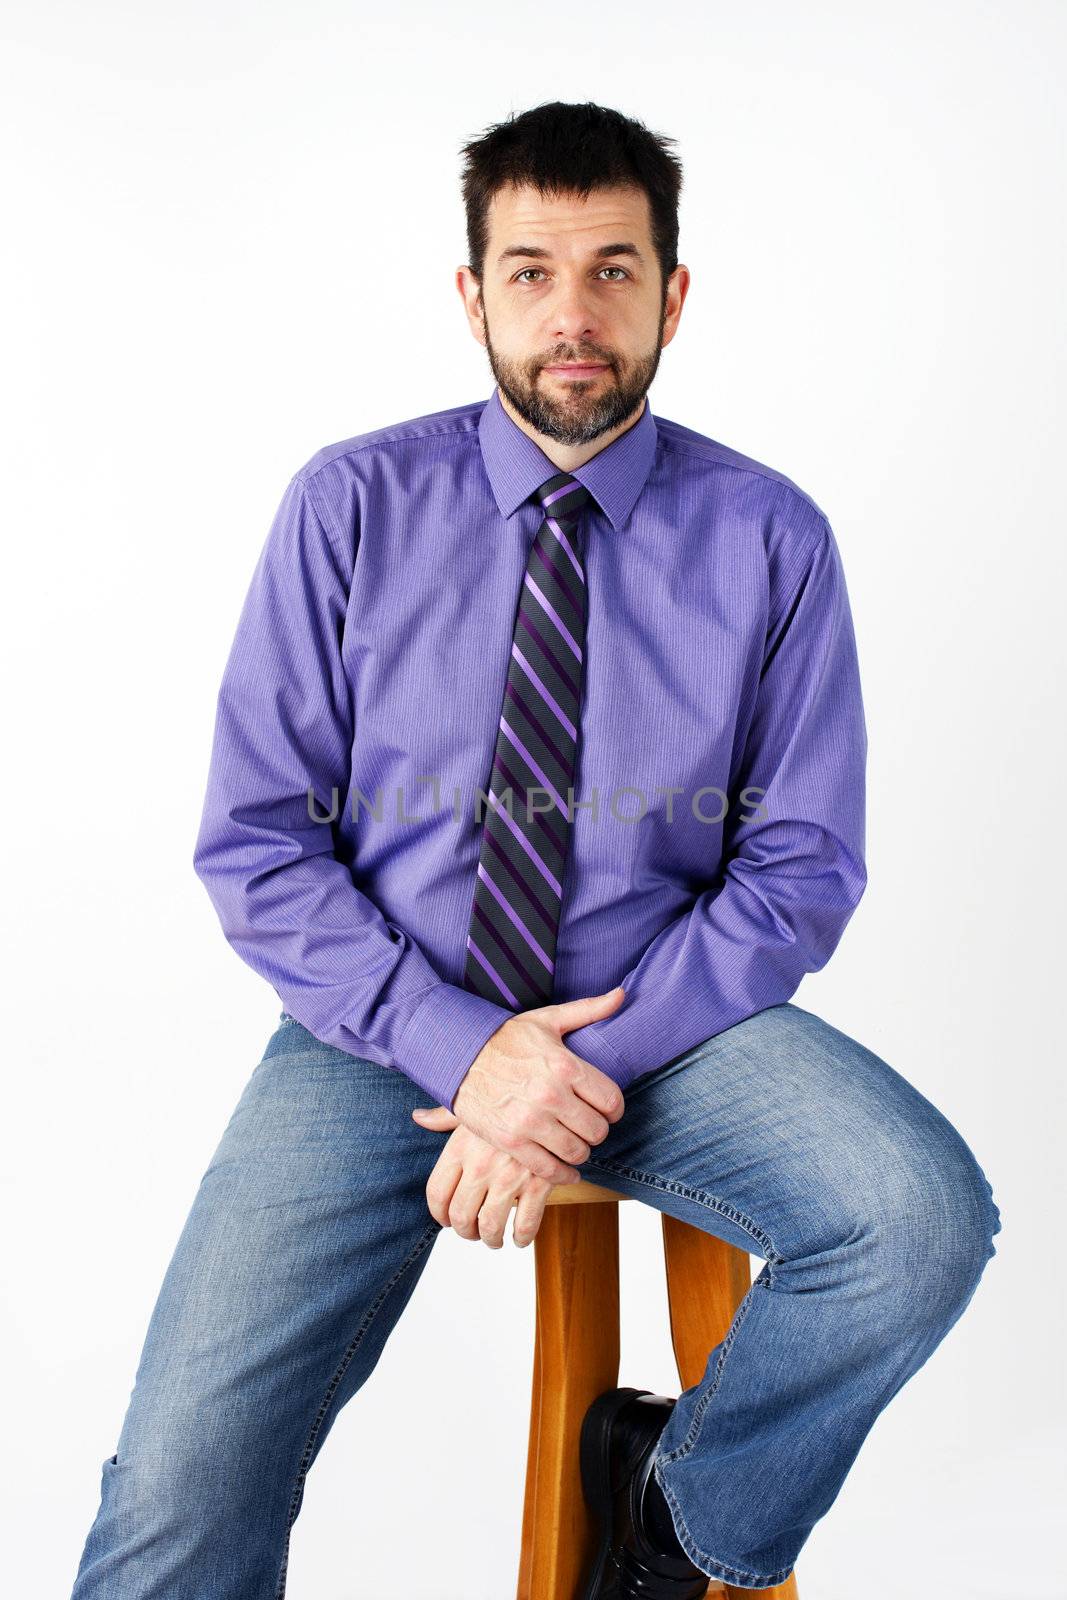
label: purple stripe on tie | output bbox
[524,573,582,659]
[493,750,566,856]
[511,643,577,741]
[531,539,583,616]
[466,934,519,1007]
[517,612,580,699]
[547,516,585,581]
[477,862,554,971]
[487,789,563,896]
[540,482,581,508]
[484,827,557,929]
[499,715,568,814]
[504,680,571,778]
[471,898,542,990]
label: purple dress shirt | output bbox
[192,387,868,1112]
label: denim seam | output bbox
[657,1455,796,1591]
[653,1289,794,1586]
[583,1157,792,1587]
[582,1156,784,1268]
[274,1220,440,1599]
[662,1285,756,1465]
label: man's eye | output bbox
[513,267,630,284]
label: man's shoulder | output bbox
[654,412,832,530]
[293,398,486,487]
[286,396,833,540]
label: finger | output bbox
[449,1172,493,1241]
[554,1089,614,1151]
[546,985,626,1032]
[471,1114,580,1186]
[478,1181,522,1250]
[412,1106,460,1130]
[425,1157,464,1227]
[525,1104,600,1171]
[511,1135,582,1187]
[560,1049,627,1124]
[512,1181,551,1248]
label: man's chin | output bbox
[534,376,619,419]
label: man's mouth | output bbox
[542,363,610,378]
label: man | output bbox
[70,100,1001,1598]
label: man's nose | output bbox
[548,284,606,343]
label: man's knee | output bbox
[73,1441,287,1600]
[861,1115,1002,1322]
[104,1405,292,1530]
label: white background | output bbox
[3,3,1064,1596]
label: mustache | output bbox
[540,352,614,367]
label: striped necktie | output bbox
[462,470,593,1011]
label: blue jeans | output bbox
[69,1001,1001,1595]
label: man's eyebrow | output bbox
[496,242,645,267]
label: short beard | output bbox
[482,297,667,446]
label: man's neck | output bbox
[496,385,646,472]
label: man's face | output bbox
[459,182,687,447]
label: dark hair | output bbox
[459,100,683,297]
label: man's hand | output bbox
[412,986,627,1185]
[415,1114,553,1248]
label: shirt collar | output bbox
[477,384,658,533]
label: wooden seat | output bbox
[516,1179,800,1599]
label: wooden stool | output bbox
[516,1178,800,1600]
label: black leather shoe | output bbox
[579,1386,710,1598]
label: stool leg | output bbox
[516,1199,621,1600]
[661,1215,800,1600]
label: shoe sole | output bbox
[578,1385,652,1600]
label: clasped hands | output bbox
[411,985,626,1250]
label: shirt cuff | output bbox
[394,982,515,1112]
[561,1021,633,1091]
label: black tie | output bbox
[462,471,593,1009]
